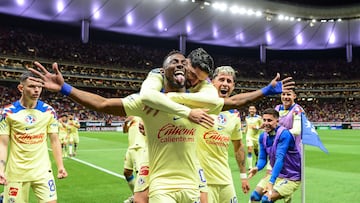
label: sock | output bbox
[247,153,253,169]
[69,144,73,155]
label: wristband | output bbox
[261,82,282,96]
[60,82,73,96]
[240,173,247,179]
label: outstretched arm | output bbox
[223,73,295,110]
[233,139,250,194]
[30,62,127,117]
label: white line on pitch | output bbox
[70,157,126,179]
[79,148,127,152]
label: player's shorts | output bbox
[58,133,68,144]
[149,189,200,203]
[274,178,301,201]
[3,170,57,203]
[246,134,259,148]
[256,175,300,201]
[124,147,145,173]
[68,134,74,143]
[256,174,271,189]
[197,165,207,193]
[72,133,79,144]
[207,184,237,203]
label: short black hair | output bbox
[20,71,39,82]
[163,50,183,67]
[187,48,214,75]
[262,108,279,118]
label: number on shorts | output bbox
[198,168,206,183]
[48,179,56,192]
[230,196,238,203]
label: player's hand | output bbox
[188,109,214,129]
[143,105,159,116]
[269,73,295,93]
[248,167,258,179]
[241,179,250,194]
[29,62,65,92]
[263,182,274,201]
[0,173,7,185]
[57,168,68,179]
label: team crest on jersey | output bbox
[24,114,36,125]
[138,176,146,186]
[217,113,227,125]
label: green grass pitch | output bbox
[1,130,359,202]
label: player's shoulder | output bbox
[293,103,304,114]
[2,101,22,115]
[36,100,55,111]
[147,68,163,76]
[36,100,57,118]
[123,93,142,104]
[228,109,240,115]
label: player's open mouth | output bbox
[220,89,228,94]
[174,70,185,84]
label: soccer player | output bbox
[197,66,250,203]
[140,48,295,120]
[58,114,69,158]
[248,108,301,203]
[275,89,304,137]
[245,105,263,170]
[140,48,223,123]
[123,116,147,203]
[31,51,209,203]
[0,71,68,203]
[67,113,80,157]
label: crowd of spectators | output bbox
[0,22,359,123]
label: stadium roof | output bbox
[1,0,360,50]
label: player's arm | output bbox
[49,132,68,179]
[248,133,267,179]
[0,134,8,185]
[140,70,214,127]
[166,82,224,110]
[233,140,246,174]
[140,70,193,118]
[30,62,127,117]
[289,112,302,136]
[269,130,293,184]
[223,73,295,110]
[74,120,80,129]
[232,139,250,193]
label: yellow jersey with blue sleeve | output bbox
[122,93,204,197]
[245,114,262,139]
[197,110,242,185]
[0,100,58,182]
